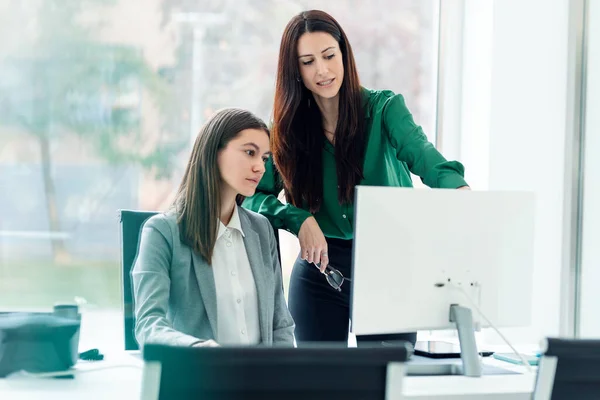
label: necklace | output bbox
[324,129,335,145]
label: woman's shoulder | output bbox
[143,211,179,238]
[239,206,269,224]
[362,86,397,103]
[362,87,407,114]
[238,206,272,233]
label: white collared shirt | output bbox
[211,205,261,345]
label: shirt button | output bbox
[241,329,246,335]
[226,242,232,247]
[237,298,241,304]
[231,271,236,276]
[342,214,347,219]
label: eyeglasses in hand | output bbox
[315,264,351,292]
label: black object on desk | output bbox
[0,304,81,377]
[414,340,494,359]
[142,343,412,400]
[79,348,104,361]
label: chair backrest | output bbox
[141,343,409,400]
[118,209,159,351]
[533,337,600,400]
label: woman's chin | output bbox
[238,187,257,197]
[311,83,341,99]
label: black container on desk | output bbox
[0,304,81,377]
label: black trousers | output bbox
[288,237,417,347]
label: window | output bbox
[579,0,600,337]
[0,0,440,351]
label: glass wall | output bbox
[579,0,600,337]
[0,0,440,350]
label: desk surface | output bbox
[404,356,535,399]
[0,353,535,400]
[0,354,142,400]
[405,374,534,399]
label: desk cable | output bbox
[450,282,534,374]
[9,364,143,379]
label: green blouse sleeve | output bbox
[242,157,313,235]
[382,93,468,189]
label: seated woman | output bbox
[132,108,294,348]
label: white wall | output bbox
[459,0,493,190]
[580,0,600,337]
[489,0,570,343]
[455,0,571,345]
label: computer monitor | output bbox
[351,187,535,377]
[140,343,411,400]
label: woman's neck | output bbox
[219,189,237,226]
[314,94,339,135]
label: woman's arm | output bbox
[132,216,205,347]
[382,93,469,189]
[244,158,330,269]
[242,158,313,235]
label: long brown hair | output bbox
[172,108,269,263]
[273,10,365,212]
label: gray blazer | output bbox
[132,208,295,347]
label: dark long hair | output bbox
[172,108,269,263]
[273,10,365,212]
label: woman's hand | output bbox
[298,217,329,273]
[457,186,471,190]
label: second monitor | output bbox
[140,344,411,400]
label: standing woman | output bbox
[243,10,469,346]
[133,108,294,348]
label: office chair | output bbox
[118,209,283,351]
[141,343,410,400]
[532,337,600,400]
[118,210,159,351]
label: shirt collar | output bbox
[217,204,245,239]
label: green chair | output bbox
[118,209,158,351]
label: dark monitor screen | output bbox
[535,338,600,400]
[142,343,411,400]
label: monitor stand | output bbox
[450,304,482,377]
[406,304,494,377]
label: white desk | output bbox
[0,353,535,400]
[0,354,143,400]
[404,374,534,399]
[403,356,535,399]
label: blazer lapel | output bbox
[240,214,270,342]
[191,251,218,339]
